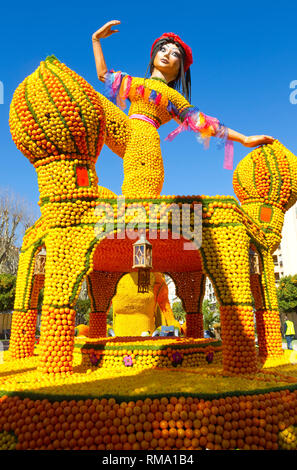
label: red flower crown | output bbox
[150,33,193,72]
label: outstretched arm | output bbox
[226,128,275,147]
[92,20,120,82]
[173,113,274,148]
[199,121,274,147]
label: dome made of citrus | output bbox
[9,55,105,164]
[233,140,297,211]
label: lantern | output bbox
[249,248,260,274]
[132,235,152,293]
[34,247,46,275]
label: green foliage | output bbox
[75,298,91,324]
[277,275,297,313]
[172,301,186,323]
[107,304,113,325]
[37,287,44,314]
[0,273,16,311]
[172,299,220,331]
[202,299,220,330]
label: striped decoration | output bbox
[9,55,105,163]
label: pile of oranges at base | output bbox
[1,389,297,450]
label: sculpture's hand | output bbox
[243,135,275,148]
[92,20,121,41]
[92,21,120,82]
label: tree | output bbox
[0,188,36,274]
[172,301,186,323]
[73,280,114,326]
[37,287,44,315]
[0,274,16,312]
[107,304,113,325]
[202,299,220,331]
[74,298,91,325]
[78,279,89,300]
[277,275,297,313]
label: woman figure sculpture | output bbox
[92,20,274,198]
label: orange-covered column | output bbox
[170,272,205,338]
[38,306,76,374]
[88,312,108,337]
[200,225,258,375]
[220,304,257,374]
[9,273,44,360]
[250,260,283,361]
[87,271,124,338]
[9,309,38,359]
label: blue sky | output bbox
[0,0,297,222]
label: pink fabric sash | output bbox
[129,114,160,129]
[223,139,234,170]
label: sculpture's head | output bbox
[233,140,297,214]
[149,33,193,102]
[9,56,106,165]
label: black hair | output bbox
[146,38,192,103]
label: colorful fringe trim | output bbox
[166,107,234,170]
[104,72,234,170]
[104,71,132,110]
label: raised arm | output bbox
[92,20,120,82]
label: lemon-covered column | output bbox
[9,247,39,359]
[8,54,108,373]
[232,140,297,362]
[86,271,124,337]
[9,234,46,360]
[201,221,258,375]
[37,227,97,374]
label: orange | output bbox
[160,420,168,429]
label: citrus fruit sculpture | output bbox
[1,56,297,451]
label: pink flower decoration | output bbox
[206,352,214,364]
[123,355,133,367]
[90,353,99,366]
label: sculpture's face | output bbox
[153,42,181,82]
